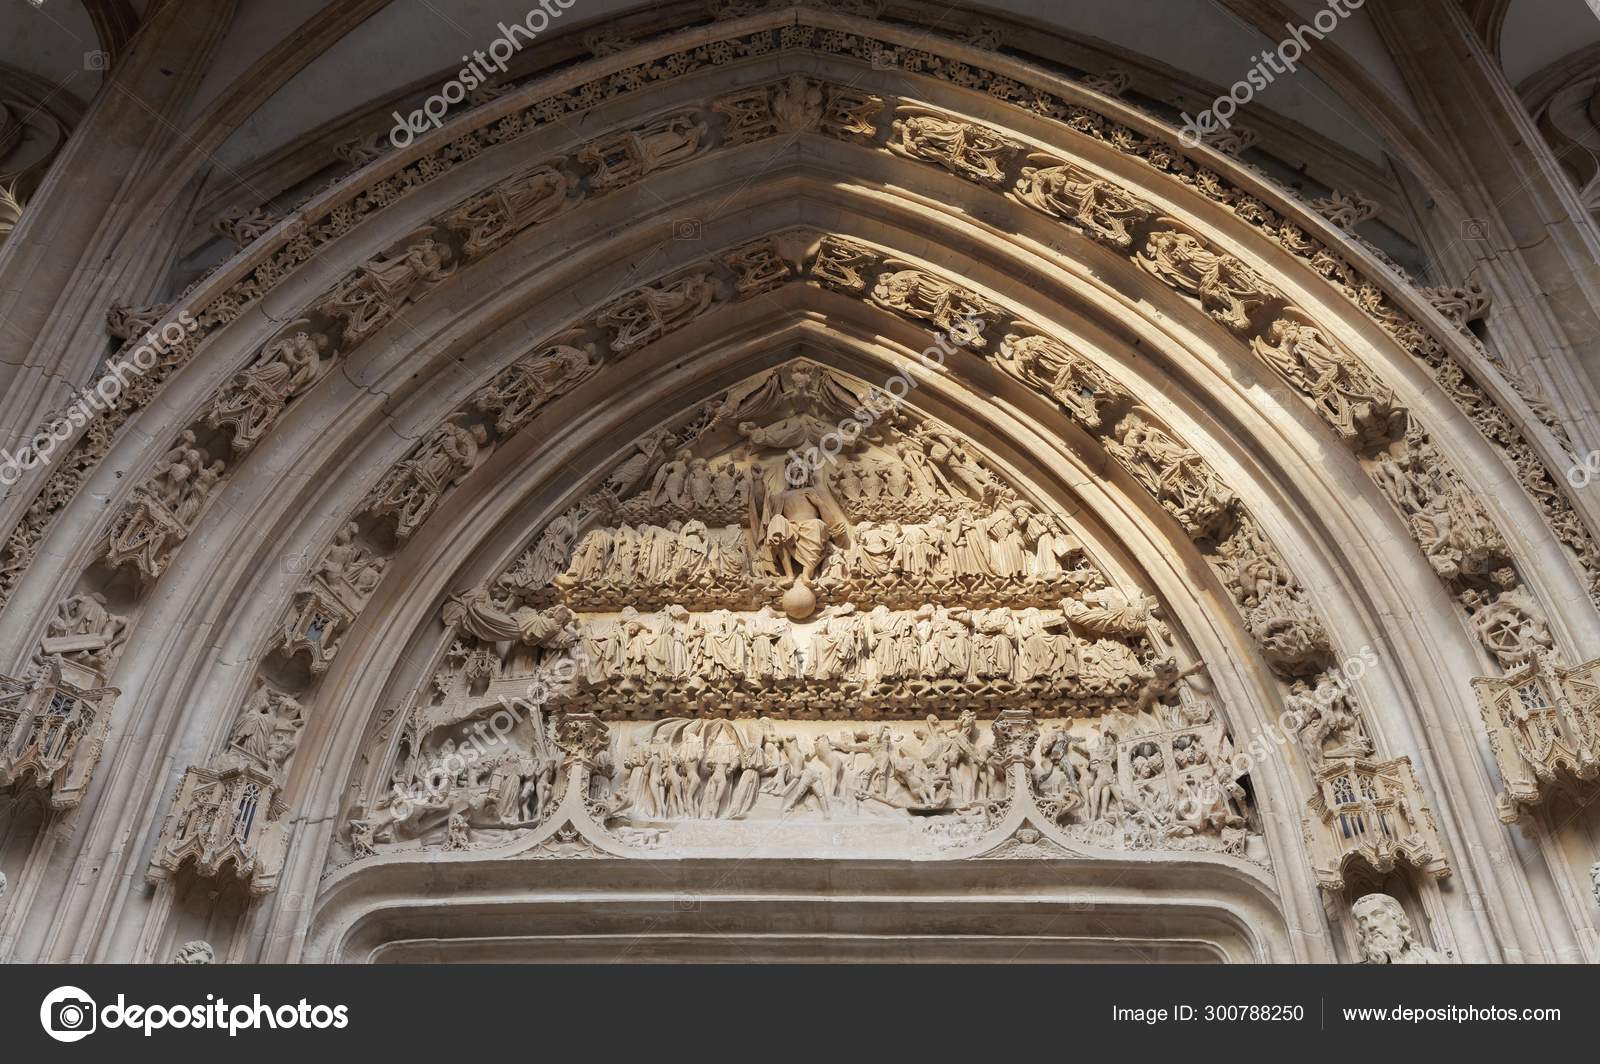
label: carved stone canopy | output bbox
[1472,652,1600,822]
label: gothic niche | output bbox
[344,362,1266,862]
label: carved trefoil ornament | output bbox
[1301,755,1450,891]
[1471,653,1600,822]
[0,657,118,810]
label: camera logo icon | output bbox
[41,986,97,1042]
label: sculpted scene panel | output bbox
[341,361,1265,868]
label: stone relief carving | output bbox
[1310,190,1378,231]
[1215,517,1331,676]
[713,74,881,143]
[1200,125,1259,157]
[594,270,718,356]
[320,234,456,348]
[39,592,129,679]
[1422,282,1492,331]
[810,235,879,293]
[221,683,306,785]
[441,163,580,259]
[1104,409,1237,538]
[994,330,1130,433]
[346,694,569,854]
[279,523,387,674]
[1252,309,1404,448]
[173,940,215,965]
[888,107,1023,185]
[21,37,1523,902]
[1286,674,1374,768]
[105,299,172,344]
[472,335,600,435]
[600,713,1009,824]
[1353,893,1443,964]
[101,430,227,580]
[212,205,280,247]
[1013,156,1155,250]
[577,111,709,191]
[147,760,288,895]
[1080,69,1131,96]
[432,365,1183,719]
[362,419,491,541]
[206,327,333,453]
[870,265,1001,346]
[5,21,1591,642]
[1137,227,1274,333]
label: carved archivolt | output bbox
[1,35,1589,633]
[7,21,1572,907]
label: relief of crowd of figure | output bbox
[551,497,1091,598]
[601,712,1006,822]
[570,597,1157,701]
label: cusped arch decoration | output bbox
[3,4,1598,965]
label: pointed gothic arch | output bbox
[3,4,1598,965]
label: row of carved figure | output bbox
[87,97,785,585]
[602,712,1011,822]
[349,694,1259,862]
[871,108,1563,663]
[555,508,1091,592]
[444,592,1165,699]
